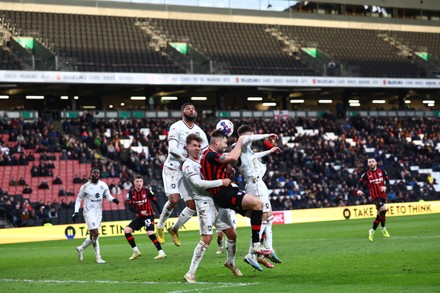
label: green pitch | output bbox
[1,214,439,293]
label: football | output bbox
[216,119,234,137]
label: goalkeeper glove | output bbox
[72,212,79,222]
[112,198,120,204]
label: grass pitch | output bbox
[0,214,439,293]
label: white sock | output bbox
[172,207,196,231]
[93,238,101,258]
[133,246,140,253]
[226,238,236,264]
[259,220,267,242]
[81,237,93,250]
[157,201,174,228]
[247,237,252,254]
[189,241,208,274]
[159,249,165,255]
[264,216,274,250]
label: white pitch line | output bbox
[168,282,257,293]
[0,278,258,288]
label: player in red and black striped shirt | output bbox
[201,129,274,256]
[124,175,166,260]
[356,158,391,241]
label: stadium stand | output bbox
[1,10,186,73]
[0,9,438,77]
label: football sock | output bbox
[157,201,174,229]
[81,237,93,250]
[250,210,263,244]
[265,215,274,250]
[225,238,237,265]
[172,207,196,231]
[93,238,101,258]
[372,215,380,230]
[189,241,208,274]
[259,220,267,242]
[125,233,136,248]
[380,210,387,227]
[149,234,162,251]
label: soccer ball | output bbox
[216,119,234,137]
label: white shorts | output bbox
[245,180,271,213]
[83,212,102,231]
[195,198,233,235]
[162,166,183,196]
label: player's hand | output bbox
[268,134,279,140]
[380,186,387,192]
[221,178,231,186]
[226,165,235,176]
[270,146,282,154]
[357,190,365,196]
[72,212,79,222]
[113,198,120,204]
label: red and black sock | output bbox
[149,234,162,251]
[380,210,387,227]
[125,233,136,248]
[372,215,380,230]
[250,210,263,243]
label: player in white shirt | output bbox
[72,169,120,264]
[156,103,209,246]
[182,134,242,283]
[236,125,282,270]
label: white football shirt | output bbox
[164,120,208,170]
[74,180,114,215]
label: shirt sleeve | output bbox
[103,184,114,201]
[74,185,85,213]
[356,173,366,191]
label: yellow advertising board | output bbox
[1,201,438,244]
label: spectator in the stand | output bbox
[60,149,68,160]
[38,179,50,190]
[27,151,35,161]
[58,186,67,196]
[23,185,33,194]
[48,207,58,219]
[111,182,122,195]
[18,177,26,186]
[73,173,82,184]
[31,164,39,176]
[9,178,19,186]
[10,203,23,226]
[36,205,48,220]
[53,175,63,185]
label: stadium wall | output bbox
[0,200,439,244]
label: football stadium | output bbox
[0,0,439,292]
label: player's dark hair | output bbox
[90,168,100,174]
[180,102,194,111]
[134,175,143,180]
[237,125,254,136]
[186,133,203,145]
[210,129,226,143]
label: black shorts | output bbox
[373,197,386,210]
[127,216,155,232]
[214,186,247,216]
